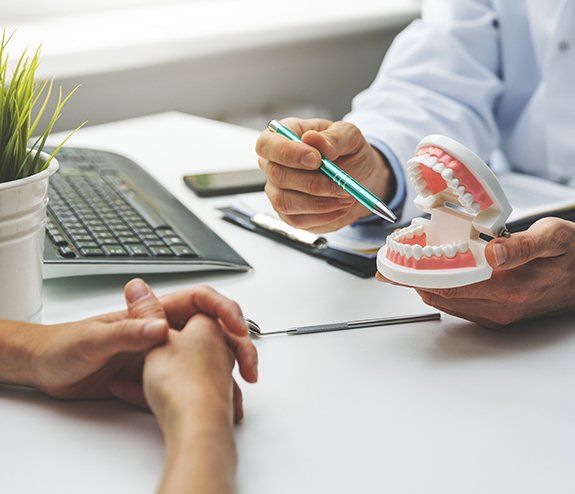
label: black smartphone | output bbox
[183,169,267,197]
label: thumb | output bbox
[486,218,574,270]
[87,318,169,362]
[302,121,362,161]
[125,278,167,320]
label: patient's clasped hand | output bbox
[377,135,512,289]
[0,279,257,494]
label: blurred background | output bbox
[1,0,420,131]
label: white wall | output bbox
[50,27,405,132]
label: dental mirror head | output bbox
[377,135,512,289]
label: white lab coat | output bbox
[345,0,575,214]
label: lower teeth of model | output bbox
[388,227,469,260]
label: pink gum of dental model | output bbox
[417,146,493,211]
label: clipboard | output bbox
[219,207,378,278]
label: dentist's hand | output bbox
[377,218,575,328]
[256,118,394,233]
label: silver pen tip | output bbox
[373,201,397,223]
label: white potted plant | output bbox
[0,32,81,321]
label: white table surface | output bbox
[1,112,574,494]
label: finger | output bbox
[222,329,258,383]
[159,286,248,336]
[277,208,351,231]
[233,379,244,424]
[279,117,333,135]
[265,183,355,215]
[109,380,148,408]
[375,272,412,288]
[486,218,575,271]
[302,121,364,161]
[84,318,169,362]
[256,131,321,170]
[125,278,167,320]
[262,160,349,198]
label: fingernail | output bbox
[143,319,166,340]
[302,152,319,168]
[252,363,258,380]
[126,279,149,303]
[493,243,508,266]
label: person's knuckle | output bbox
[550,220,575,251]
[255,135,264,156]
[516,235,537,261]
[308,173,327,196]
[267,162,288,185]
[265,183,281,207]
[278,144,297,165]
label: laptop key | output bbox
[170,245,197,258]
[162,236,186,246]
[149,246,173,257]
[80,247,105,257]
[126,244,149,257]
[58,246,76,258]
[103,245,128,256]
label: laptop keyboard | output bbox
[47,167,197,260]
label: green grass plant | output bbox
[0,31,83,184]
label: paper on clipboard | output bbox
[233,192,391,258]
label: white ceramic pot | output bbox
[0,153,58,321]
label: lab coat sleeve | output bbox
[345,0,503,219]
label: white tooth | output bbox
[456,241,469,253]
[449,178,459,189]
[403,245,413,259]
[399,244,407,256]
[470,202,480,214]
[407,157,423,169]
[462,192,473,205]
[391,240,399,253]
[432,163,445,173]
[405,229,414,239]
[420,156,437,168]
[414,225,424,236]
[414,181,426,193]
[441,168,454,180]
[412,245,423,260]
[408,165,422,175]
[442,244,457,258]
[457,186,466,196]
[423,246,433,257]
[432,246,443,257]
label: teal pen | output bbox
[267,120,397,223]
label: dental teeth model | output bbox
[377,135,512,289]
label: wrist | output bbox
[159,384,233,443]
[0,321,42,387]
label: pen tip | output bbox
[373,202,397,224]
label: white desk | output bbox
[1,112,574,494]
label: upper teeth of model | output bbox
[407,155,481,214]
[387,225,469,259]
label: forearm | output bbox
[158,405,237,494]
[0,320,38,387]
